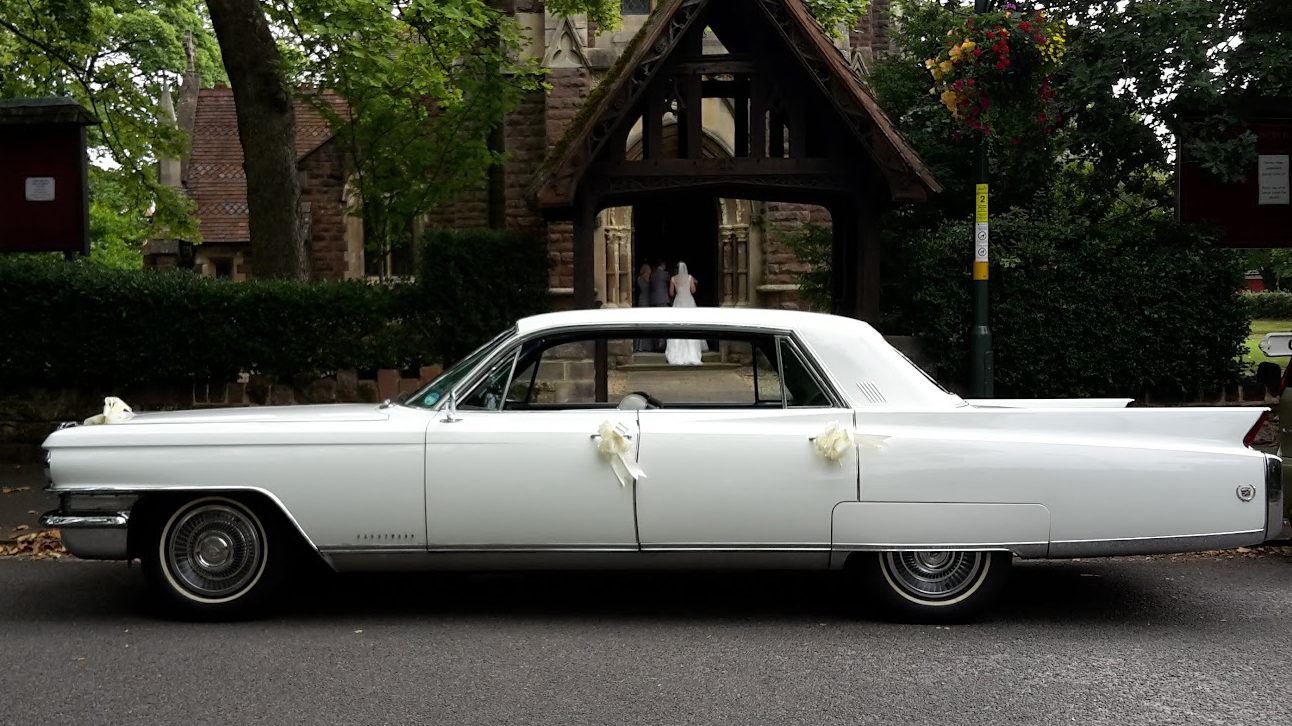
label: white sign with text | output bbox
[24,177,55,202]
[1259,155,1289,205]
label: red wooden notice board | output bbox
[1178,108,1292,249]
[0,99,99,255]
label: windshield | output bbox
[403,327,516,409]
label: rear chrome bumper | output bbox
[39,510,130,560]
[1266,454,1284,541]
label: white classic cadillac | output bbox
[42,308,1281,621]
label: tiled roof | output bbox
[186,87,348,244]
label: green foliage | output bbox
[880,202,1248,398]
[0,256,428,388]
[859,1,1272,397]
[777,222,833,313]
[0,229,551,391]
[410,228,552,362]
[86,168,149,269]
[0,1,227,243]
[1243,293,1292,322]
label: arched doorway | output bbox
[597,121,754,308]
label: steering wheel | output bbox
[631,391,665,409]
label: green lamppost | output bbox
[968,0,995,398]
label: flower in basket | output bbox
[924,3,1067,140]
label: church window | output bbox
[621,0,650,15]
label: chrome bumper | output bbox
[1267,454,1284,541]
[39,510,130,560]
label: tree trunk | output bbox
[485,0,514,230]
[206,0,307,279]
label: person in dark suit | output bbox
[649,259,671,306]
[634,262,653,352]
[648,259,671,351]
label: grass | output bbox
[1243,319,1292,371]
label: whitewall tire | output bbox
[142,496,284,619]
[852,550,1010,623]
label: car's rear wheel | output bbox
[141,496,284,620]
[851,550,1010,623]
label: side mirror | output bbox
[442,390,462,423]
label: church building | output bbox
[159,0,938,321]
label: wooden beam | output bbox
[573,195,597,309]
[768,111,785,159]
[590,158,855,177]
[645,84,664,161]
[667,59,759,75]
[749,78,767,160]
[734,95,749,158]
[789,103,807,158]
[700,79,749,97]
[686,73,703,160]
[858,198,881,323]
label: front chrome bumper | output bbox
[40,509,131,560]
[1267,454,1284,541]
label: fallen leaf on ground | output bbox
[13,525,29,531]
[0,529,67,559]
[2,486,31,494]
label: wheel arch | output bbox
[123,487,330,569]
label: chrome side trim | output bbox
[1266,454,1284,541]
[46,485,323,557]
[322,550,829,573]
[40,512,129,529]
[832,542,1048,559]
[1049,530,1265,558]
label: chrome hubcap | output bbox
[166,503,264,599]
[882,551,985,602]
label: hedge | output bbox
[879,207,1249,398]
[1243,291,1292,320]
[0,228,550,389]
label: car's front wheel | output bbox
[141,496,283,620]
[851,550,1010,623]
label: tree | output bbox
[206,0,307,278]
[0,0,226,249]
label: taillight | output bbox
[1245,410,1271,448]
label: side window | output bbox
[511,340,597,407]
[778,339,831,407]
[752,345,783,405]
[460,351,517,411]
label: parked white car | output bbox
[42,308,1281,621]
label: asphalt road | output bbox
[1,556,1290,726]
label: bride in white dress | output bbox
[665,261,704,366]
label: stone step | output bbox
[617,362,742,372]
[630,351,724,364]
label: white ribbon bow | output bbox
[83,396,135,425]
[813,421,855,464]
[594,421,647,487]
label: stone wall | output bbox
[300,138,350,280]
[0,364,442,463]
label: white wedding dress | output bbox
[665,263,704,366]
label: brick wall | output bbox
[300,138,350,280]
[850,0,893,55]
[762,202,832,287]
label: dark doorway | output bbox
[631,194,720,308]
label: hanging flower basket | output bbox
[925,3,1067,141]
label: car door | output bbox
[423,340,640,550]
[633,336,857,552]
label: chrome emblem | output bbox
[1237,485,1256,502]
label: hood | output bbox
[100,403,391,426]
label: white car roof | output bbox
[516,308,966,410]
